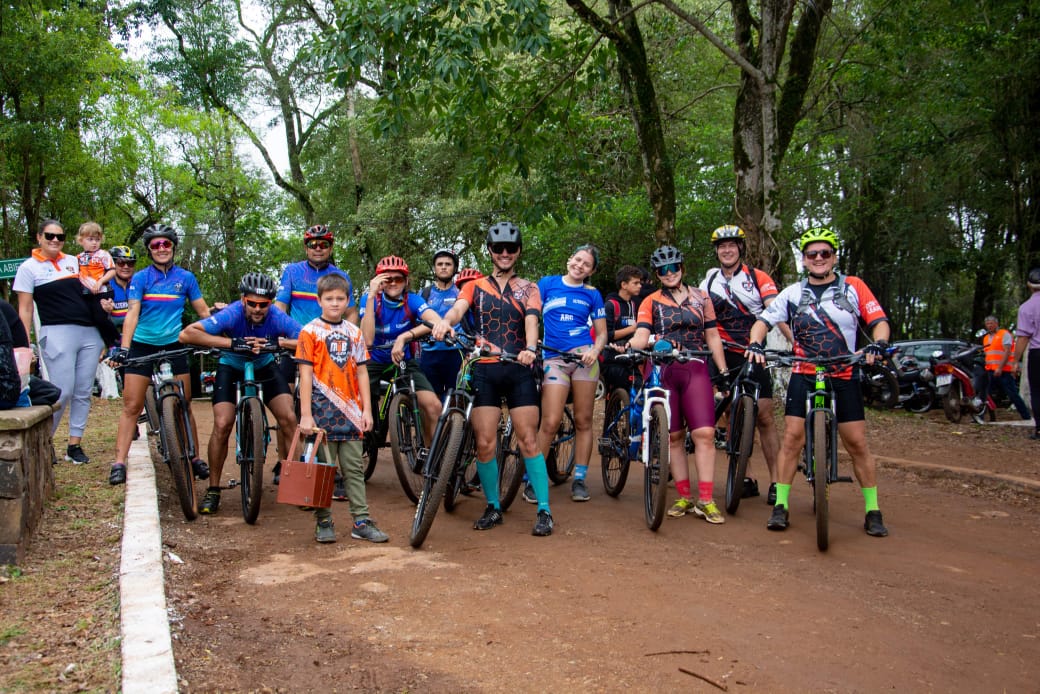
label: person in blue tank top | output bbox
[107,224,213,486]
[418,249,463,400]
[535,245,607,503]
[359,256,443,445]
[179,272,302,515]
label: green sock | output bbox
[862,486,879,513]
[775,483,792,509]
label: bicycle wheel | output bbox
[546,406,576,484]
[363,432,379,480]
[644,403,670,531]
[410,410,465,548]
[600,389,631,497]
[144,387,163,466]
[161,394,198,520]
[389,392,423,504]
[724,395,756,515]
[942,381,964,423]
[238,398,266,525]
[812,410,829,551]
[444,430,475,512]
[497,414,524,511]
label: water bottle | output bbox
[158,361,174,381]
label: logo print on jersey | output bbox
[327,333,351,367]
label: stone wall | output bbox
[0,406,55,565]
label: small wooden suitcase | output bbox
[275,427,337,509]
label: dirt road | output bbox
[160,406,1039,692]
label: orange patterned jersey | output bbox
[636,286,717,350]
[458,275,541,355]
[295,317,369,440]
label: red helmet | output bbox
[375,255,409,276]
[304,224,333,242]
[455,268,483,288]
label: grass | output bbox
[0,398,124,692]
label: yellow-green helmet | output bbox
[711,225,746,245]
[798,227,839,252]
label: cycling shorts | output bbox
[711,350,774,399]
[785,373,865,423]
[660,360,715,432]
[471,361,540,409]
[543,349,600,387]
[124,340,189,379]
[212,362,291,407]
[601,361,641,395]
[366,360,434,395]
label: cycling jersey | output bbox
[358,291,431,365]
[458,275,541,355]
[127,264,204,345]
[700,263,778,351]
[78,249,113,290]
[12,250,93,327]
[758,274,887,378]
[295,318,369,441]
[276,261,353,325]
[420,285,460,352]
[537,275,605,354]
[201,301,302,370]
[109,280,130,327]
[636,286,717,351]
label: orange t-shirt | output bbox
[295,317,369,441]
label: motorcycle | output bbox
[860,346,900,409]
[889,346,937,413]
[931,345,996,424]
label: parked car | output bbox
[888,339,978,413]
[892,339,976,366]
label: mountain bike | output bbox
[495,402,576,506]
[129,347,211,520]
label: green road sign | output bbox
[0,258,27,280]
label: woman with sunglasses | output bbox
[535,244,607,503]
[627,245,729,524]
[13,219,106,464]
[106,224,213,486]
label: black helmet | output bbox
[650,245,683,270]
[239,272,277,299]
[110,245,137,262]
[141,224,178,248]
[486,221,522,248]
[433,248,459,270]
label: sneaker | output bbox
[332,476,348,502]
[191,458,210,480]
[108,464,126,486]
[532,509,554,536]
[473,505,504,531]
[864,510,889,537]
[766,504,789,531]
[351,518,389,543]
[1030,431,1040,441]
[199,488,221,515]
[65,444,90,465]
[571,478,590,502]
[272,461,282,485]
[694,499,725,524]
[315,519,336,543]
[713,428,727,450]
[742,477,760,498]
[667,497,695,518]
[522,482,537,504]
[766,482,777,506]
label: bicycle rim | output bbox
[410,410,464,548]
[144,388,163,466]
[725,395,756,515]
[813,410,829,551]
[497,415,524,511]
[600,389,631,497]
[389,392,423,504]
[240,399,265,524]
[644,403,670,531]
[546,406,576,484]
[445,430,474,513]
[161,395,197,520]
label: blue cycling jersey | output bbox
[421,285,461,352]
[359,291,431,364]
[275,261,354,325]
[537,275,605,354]
[128,265,204,345]
[110,280,130,328]
[201,301,302,370]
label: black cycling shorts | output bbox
[471,361,540,409]
[124,341,189,379]
[785,372,865,423]
[711,350,774,400]
[211,361,291,406]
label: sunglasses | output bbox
[306,240,332,250]
[245,299,272,309]
[804,249,834,260]
[489,243,520,255]
[43,232,66,242]
[114,260,136,267]
[656,263,682,276]
[149,240,173,250]
[383,276,405,285]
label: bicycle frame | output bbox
[147,354,198,464]
[234,360,270,473]
[804,362,839,486]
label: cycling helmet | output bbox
[649,245,683,270]
[711,225,746,246]
[798,227,840,252]
[433,248,458,270]
[375,255,409,276]
[1028,268,1040,290]
[455,268,483,288]
[239,272,277,299]
[110,245,137,262]
[141,223,178,248]
[304,224,333,242]
[486,221,522,248]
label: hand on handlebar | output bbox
[517,348,537,367]
[430,319,454,342]
[745,341,766,365]
[108,347,128,366]
[863,340,888,365]
[231,337,264,354]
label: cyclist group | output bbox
[94,218,896,543]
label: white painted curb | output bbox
[119,425,178,693]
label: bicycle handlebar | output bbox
[771,351,865,368]
[123,346,216,367]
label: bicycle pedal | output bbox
[225,479,239,488]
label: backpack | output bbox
[795,274,858,317]
[704,264,762,300]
